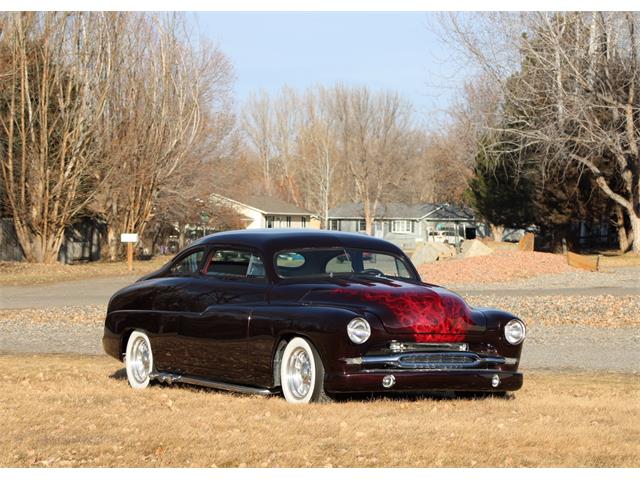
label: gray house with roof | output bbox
[328,202,481,252]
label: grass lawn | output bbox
[0,256,173,287]
[1,354,638,467]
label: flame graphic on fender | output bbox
[331,286,474,341]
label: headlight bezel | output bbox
[504,319,526,345]
[347,317,371,344]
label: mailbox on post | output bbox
[120,233,139,272]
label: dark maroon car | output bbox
[103,229,525,403]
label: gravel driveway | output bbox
[0,276,136,309]
[1,317,637,373]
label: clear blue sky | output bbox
[195,12,467,126]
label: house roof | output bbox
[192,228,407,259]
[423,203,475,221]
[212,193,314,216]
[328,202,426,219]
[328,202,475,221]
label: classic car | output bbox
[103,229,526,404]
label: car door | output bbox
[176,246,270,385]
[147,247,209,373]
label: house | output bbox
[211,193,319,229]
[327,202,482,252]
[0,216,103,263]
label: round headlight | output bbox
[347,317,371,344]
[504,319,526,345]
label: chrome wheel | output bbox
[285,347,313,399]
[125,331,154,389]
[279,337,328,404]
[130,336,152,384]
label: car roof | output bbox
[191,229,405,256]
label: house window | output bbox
[301,217,307,228]
[330,219,340,230]
[391,220,413,234]
[266,216,273,228]
[358,220,366,232]
[286,216,292,228]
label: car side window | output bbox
[204,248,266,281]
[169,250,205,276]
[325,252,354,274]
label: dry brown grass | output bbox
[0,256,172,287]
[1,354,638,467]
[598,252,640,269]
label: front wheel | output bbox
[125,330,154,389]
[280,337,329,404]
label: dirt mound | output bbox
[411,243,456,264]
[417,250,575,286]
[460,239,493,258]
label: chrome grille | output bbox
[401,353,477,367]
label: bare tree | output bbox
[332,85,413,234]
[442,12,640,253]
[91,13,234,259]
[240,84,464,229]
[0,12,113,262]
[298,87,338,227]
[242,92,275,195]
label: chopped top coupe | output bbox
[103,229,526,403]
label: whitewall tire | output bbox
[125,331,154,389]
[280,337,328,404]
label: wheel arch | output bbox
[271,332,324,388]
[120,328,135,360]
[120,327,154,360]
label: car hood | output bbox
[299,276,484,339]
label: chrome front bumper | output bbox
[344,351,510,370]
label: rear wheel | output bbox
[280,337,329,404]
[125,331,154,389]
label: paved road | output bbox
[3,273,639,311]
[457,286,640,297]
[454,267,640,297]
[0,276,137,309]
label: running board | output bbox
[150,372,276,396]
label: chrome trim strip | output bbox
[150,372,275,396]
[346,352,505,370]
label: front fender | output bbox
[246,305,385,386]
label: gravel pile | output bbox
[418,251,576,285]
[465,294,640,328]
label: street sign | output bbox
[120,233,139,243]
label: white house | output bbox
[211,193,319,229]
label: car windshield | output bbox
[274,247,415,280]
